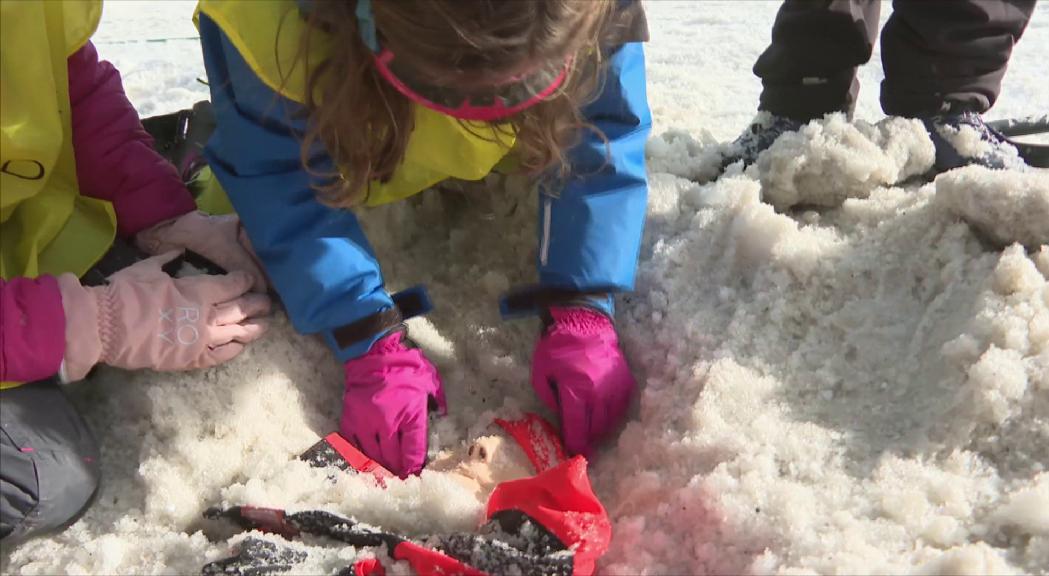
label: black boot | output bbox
[920,109,1023,174]
[720,113,805,171]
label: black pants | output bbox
[754,0,1036,120]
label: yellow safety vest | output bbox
[195,0,515,207]
[0,0,116,281]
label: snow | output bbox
[934,166,1049,250]
[3,1,1048,574]
[752,114,935,210]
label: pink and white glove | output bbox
[136,211,267,292]
[340,331,447,478]
[531,307,636,457]
[57,251,271,382]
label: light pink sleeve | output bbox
[0,276,66,382]
[68,41,196,238]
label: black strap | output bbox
[500,285,613,323]
[205,506,402,551]
[332,286,432,350]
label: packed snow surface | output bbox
[3,1,1048,574]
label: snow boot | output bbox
[719,113,804,171]
[921,109,1024,173]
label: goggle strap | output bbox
[355,0,380,53]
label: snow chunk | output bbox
[935,165,1049,249]
[752,114,935,210]
[967,346,1029,425]
[992,244,1047,296]
[916,543,1018,576]
[646,128,724,182]
[993,475,1049,536]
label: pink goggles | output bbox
[372,50,570,122]
[355,0,569,122]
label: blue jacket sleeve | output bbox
[198,15,393,362]
[536,42,651,315]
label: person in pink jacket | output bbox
[0,2,270,544]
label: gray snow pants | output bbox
[754,0,1037,120]
[0,380,100,543]
[0,240,158,546]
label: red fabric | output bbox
[493,413,567,473]
[332,414,609,576]
[392,541,487,576]
[324,432,393,487]
[0,276,66,382]
[352,558,386,576]
[486,457,611,576]
[67,42,195,238]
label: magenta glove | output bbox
[57,251,271,382]
[136,211,267,292]
[531,307,635,457]
[340,331,447,477]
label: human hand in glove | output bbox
[531,306,635,457]
[136,211,267,292]
[56,251,271,382]
[340,331,446,478]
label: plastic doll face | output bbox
[429,432,534,498]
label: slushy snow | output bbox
[3,1,1049,574]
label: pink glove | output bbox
[57,251,271,382]
[136,211,267,292]
[340,331,446,478]
[531,307,635,457]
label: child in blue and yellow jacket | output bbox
[196,0,652,477]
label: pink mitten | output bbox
[57,251,271,381]
[136,211,267,292]
[531,307,635,457]
[340,331,446,478]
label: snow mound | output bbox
[5,119,1047,576]
[2,316,487,575]
[598,129,1048,574]
[752,114,935,210]
[934,165,1049,249]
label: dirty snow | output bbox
[3,1,1049,574]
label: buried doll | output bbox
[204,413,611,576]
